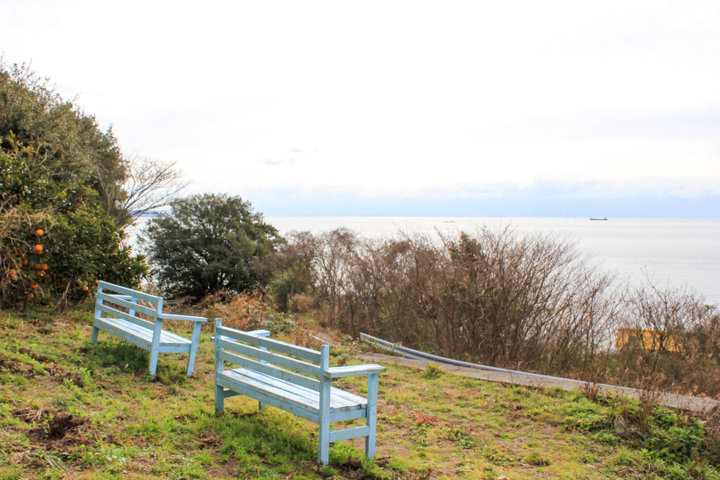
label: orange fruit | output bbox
[28,293,34,299]
[33,244,43,255]
[33,263,41,270]
[22,260,28,266]
[31,283,39,289]
[41,264,49,271]
[35,229,44,237]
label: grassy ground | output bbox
[1,308,719,479]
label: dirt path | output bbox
[359,352,719,414]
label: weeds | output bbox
[562,390,718,478]
[421,362,444,380]
[2,308,720,479]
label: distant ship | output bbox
[589,217,608,221]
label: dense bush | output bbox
[0,61,189,307]
[0,135,145,307]
[276,227,719,395]
[142,194,283,300]
[280,228,619,373]
[0,64,125,218]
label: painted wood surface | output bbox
[91,280,207,377]
[213,318,386,464]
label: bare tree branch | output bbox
[116,155,187,228]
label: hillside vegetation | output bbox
[2,307,720,480]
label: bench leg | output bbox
[187,322,202,377]
[318,420,330,465]
[365,373,379,458]
[215,385,225,415]
[148,348,159,377]
[258,401,265,410]
[91,325,99,344]
[318,379,331,464]
[187,344,199,377]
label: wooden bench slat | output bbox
[216,379,320,423]
[97,303,155,330]
[216,325,322,363]
[96,316,153,340]
[219,368,366,411]
[98,292,159,318]
[95,317,191,346]
[218,337,322,378]
[93,319,152,350]
[219,350,320,391]
[98,281,163,305]
[329,425,370,443]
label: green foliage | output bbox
[563,393,716,477]
[269,260,314,312]
[421,363,444,380]
[268,232,316,312]
[143,193,283,300]
[0,63,146,307]
[0,141,145,307]
[0,63,125,216]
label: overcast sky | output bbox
[1,1,719,216]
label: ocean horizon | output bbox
[267,216,720,307]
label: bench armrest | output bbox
[245,329,271,337]
[324,364,386,379]
[159,313,208,323]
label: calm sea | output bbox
[267,217,720,307]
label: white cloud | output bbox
[1,0,719,213]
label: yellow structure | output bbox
[615,328,682,352]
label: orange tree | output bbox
[0,65,146,308]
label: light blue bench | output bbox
[213,318,386,464]
[91,281,207,377]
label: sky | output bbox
[1,0,719,217]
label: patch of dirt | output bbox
[15,407,93,447]
[0,356,35,376]
[197,432,222,447]
[18,346,50,363]
[46,413,88,440]
[373,458,437,479]
[205,454,239,478]
[3,407,107,473]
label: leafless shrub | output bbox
[281,227,720,395]
[195,290,268,330]
[289,294,315,313]
[292,227,619,373]
[306,228,359,327]
[101,155,187,228]
[595,279,720,396]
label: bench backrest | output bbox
[95,280,164,330]
[214,319,330,391]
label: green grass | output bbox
[1,308,719,479]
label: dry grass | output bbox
[1,307,719,479]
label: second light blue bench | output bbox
[213,318,386,464]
